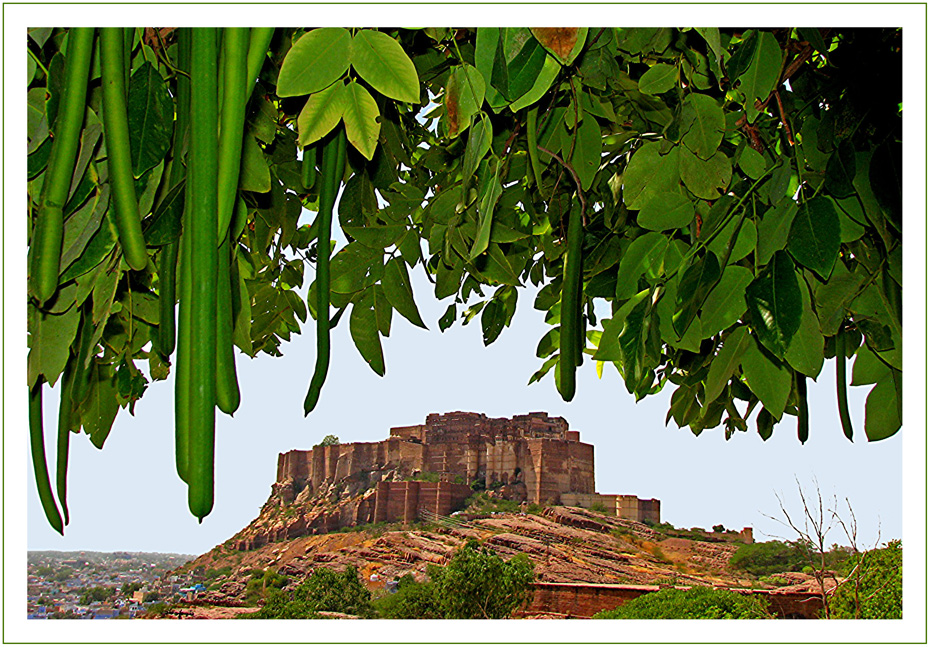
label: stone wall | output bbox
[560,493,660,523]
[521,582,824,619]
[372,481,473,524]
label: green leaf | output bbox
[667,384,702,428]
[673,251,720,338]
[341,82,381,161]
[700,265,753,336]
[382,257,426,329]
[592,289,650,362]
[707,215,756,265]
[444,64,486,138]
[59,201,118,283]
[864,374,901,441]
[738,146,766,180]
[509,54,561,112]
[636,192,694,231]
[329,242,384,294]
[787,197,840,280]
[680,147,732,200]
[742,337,792,420]
[276,28,352,97]
[638,63,678,95]
[618,295,661,397]
[127,62,174,178]
[851,346,892,386]
[825,139,857,198]
[571,111,602,191]
[342,224,404,250]
[143,181,184,246]
[784,274,824,378]
[27,304,81,388]
[463,113,493,186]
[813,261,866,336]
[756,197,798,266]
[373,284,392,337]
[239,134,271,193]
[615,232,668,299]
[657,274,702,352]
[438,304,456,332]
[704,325,751,404]
[297,82,346,148]
[745,250,802,358]
[81,364,120,449]
[350,29,420,103]
[349,295,385,376]
[494,29,548,101]
[622,141,681,210]
[469,158,502,260]
[680,93,725,160]
[737,30,782,124]
[481,286,517,345]
[756,407,775,441]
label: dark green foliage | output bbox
[246,566,374,619]
[729,540,808,576]
[373,574,443,619]
[314,434,340,447]
[593,586,772,619]
[242,568,288,605]
[26,27,903,531]
[831,540,902,619]
[375,540,534,619]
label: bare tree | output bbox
[764,477,840,619]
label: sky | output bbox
[4,3,927,644]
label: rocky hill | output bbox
[179,504,808,610]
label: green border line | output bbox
[7,11,925,646]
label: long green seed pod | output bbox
[29,383,64,535]
[796,371,809,444]
[30,27,95,304]
[836,330,855,441]
[55,356,79,527]
[215,238,241,415]
[304,130,346,415]
[526,106,544,190]
[216,27,249,242]
[245,28,275,97]
[100,27,148,271]
[175,226,191,483]
[558,202,584,402]
[301,144,318,192]
[186,27,219,521]
[157,28,191,359]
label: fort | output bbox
[268,412,659,537]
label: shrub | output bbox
[729,541,807,576]
[245,566,373,619]
[594,587,772,619]
[831,540,902,619]
[375,540,534,619]
[589,501,608,514]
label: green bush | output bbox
[831,541,902,619]
[243,568,288,605]
[729,541,807,576]
[375,540,534,619]
[245,566,374,619]
[373,574,442,619]
[594,587,772,619]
